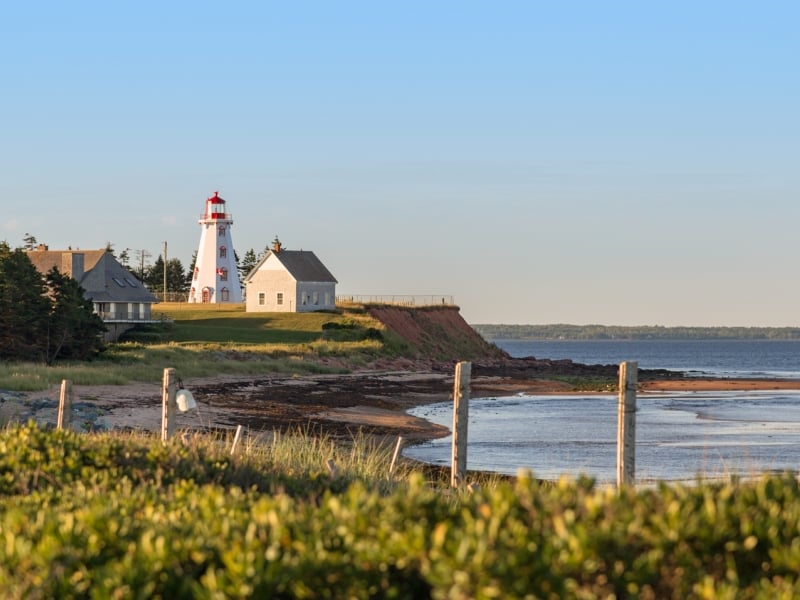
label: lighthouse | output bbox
[189,191,243,304]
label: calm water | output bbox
[403,339,800,482]
[496,338,800,379]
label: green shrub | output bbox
[2,423,800,598]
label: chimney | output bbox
[62,252,85,280]
[35,243,49,251]
[272,239,282,254]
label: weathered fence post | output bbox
[616,361,638,488]
[389,435,404,475]
[57,379,73,430]
[451,361,472,488]
[230,424,244,456]
[161,368,177,443]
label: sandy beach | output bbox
[3,368,800,441]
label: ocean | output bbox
[403,339,800,482]
[495,338,800,379]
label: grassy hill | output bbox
[146,303,382,345]
[0,303,500,391]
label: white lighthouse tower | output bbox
[189,191,243,304]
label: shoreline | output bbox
[3,372,800,441]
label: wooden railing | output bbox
[336,295,455,307]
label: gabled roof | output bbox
[244,249,338,284]
[25,249,158,303]
[26,248,106,274]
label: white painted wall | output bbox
[245,253,337,312]
[189,217,243,303]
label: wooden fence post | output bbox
[451,361,472,488]
[617,361,638,488]
[57,379,72,430]
[161,368,177,443]
[389,436,404,475]
[230,425,244,456]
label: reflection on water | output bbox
[404,391,800,482]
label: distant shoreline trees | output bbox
[472,323,800,341]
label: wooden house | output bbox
[243,241,337,313]
[26,246,158,340]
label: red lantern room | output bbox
[205,191,227,220]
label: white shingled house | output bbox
[243,240,337,313]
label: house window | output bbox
[276,292,283,306]
[313,291,319,305]
[219,246,227,258]
[258,292,266,306]
[112,277,126,287]
[301,294,307,305]
[220,287,229,301]
[218,267,228,281]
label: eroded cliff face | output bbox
[364,305,684,382]
[365,305,507,361]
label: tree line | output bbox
[473,323,800,340]
[112,244,275,297]
[0,243,105,364]
[22,232,283,299]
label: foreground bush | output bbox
[1,423,800,598]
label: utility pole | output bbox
[163,241,168,302]
[138,249,151,282]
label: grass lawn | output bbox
[149,303,380,345]
[0,304,388,391]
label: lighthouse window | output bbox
[193,267,199,280]
[220,288,229,301]
[219,268,228,281]
[219,246,227,258]
[218,226,226,237]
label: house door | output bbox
[202,288,211,303]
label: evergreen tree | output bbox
[118,248,131,268]
[45,268,106,364]
[144,255,165,291]
[166,258,188,294]
[0,249,107,363]
[144,256,187,295]
[22,233,38,251]
[0,248,51,361]
[239,248,258,280]
[186,251,197,291]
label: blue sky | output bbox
[2,2,797,325]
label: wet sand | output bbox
[3,371,799,441]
